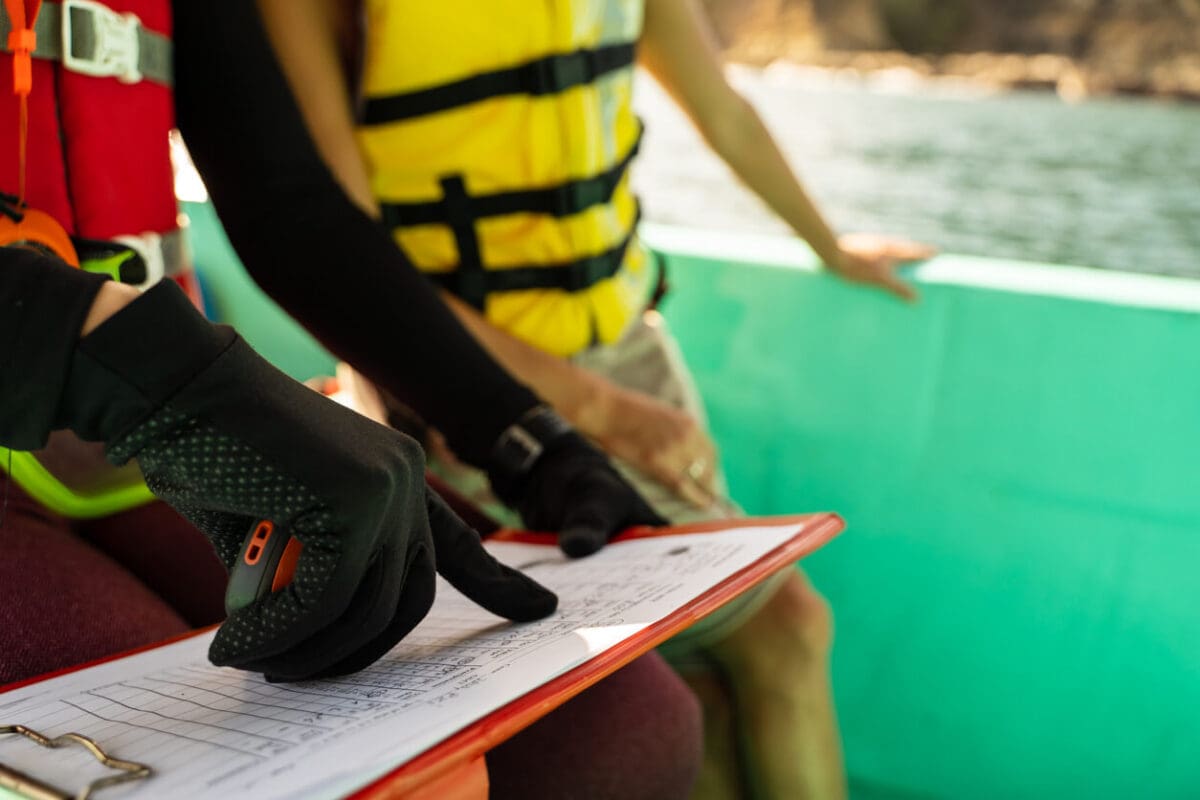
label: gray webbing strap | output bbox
[0,0,172,87]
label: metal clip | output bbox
[61,0,142,84]
[0,724,152,799]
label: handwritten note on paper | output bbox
[0,523,803,800]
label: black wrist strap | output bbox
[488,405,573,489]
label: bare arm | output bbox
[256,0,377,215]
[640,0,934,299]
[81,281,140,336]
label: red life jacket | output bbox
[0,0,199,517]
[0,0,200,304]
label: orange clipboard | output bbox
[351,512,844,799]
[0,513,843,800]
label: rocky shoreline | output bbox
[704,0,1200,102]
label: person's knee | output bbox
[487,653,702,799]
[772,570,834,655]
[709,570,834,674]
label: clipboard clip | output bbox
[0,725,151,800]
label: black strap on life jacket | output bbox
[361,42,636,125]
[427,204,642,311]
[385,128,643,309]
[380,130,641,229]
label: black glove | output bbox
[486,406,667,558]
[59,280,557,680]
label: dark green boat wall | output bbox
[187,203,1200,799]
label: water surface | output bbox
[634,68,1200,277]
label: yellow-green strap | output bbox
[80,249,138,282]
[0,449,154,519]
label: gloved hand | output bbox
[486,406,667,558]
[58,280,557,681]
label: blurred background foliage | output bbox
[701,0,1200,98]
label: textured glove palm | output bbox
[61,281,557,681]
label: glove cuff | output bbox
[0,248,109,450]
[486,405,574,502]
[57,280,236,448]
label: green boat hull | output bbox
[187,203,1200,799]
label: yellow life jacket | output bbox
[357,0,654,357]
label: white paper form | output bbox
[0,522,802,800]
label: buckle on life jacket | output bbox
[73,230,186,288]
[1,1,173,86]
[60,0,141,84]
[71,235,144,283]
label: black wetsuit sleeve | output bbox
[0,249,108,450]
[172,0,539,467]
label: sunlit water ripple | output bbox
[633,67,1200,278]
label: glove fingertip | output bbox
[207,635,240,670]
[559,527,607,558]
[457,569,558,622]
[508,581,558,622]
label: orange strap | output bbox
[5,0,42,204]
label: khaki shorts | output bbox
[432,311,788,659]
